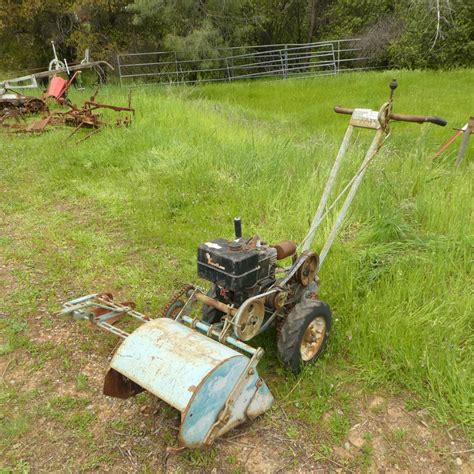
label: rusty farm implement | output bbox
[60,80,447,449]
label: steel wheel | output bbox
[300,316,327,361]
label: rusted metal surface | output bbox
[455,116,473,167]
[232,298,265,341]
[161,284,195,318]
[432,116,472,164]
[25,116,53,133]
[272,240,297,260]
[61,293,150,339]
[300,316,327,361]
[334,105,447,127]
[389,113,447,126]
[433,128,465,160]
[103,368,145,399]
[296,253,318,286]
[194,292,237,316]
[83,101,135,113]
[1,88,134,141]
[0,91,47,120]
[0,108,24,127]
[268,290,287,310]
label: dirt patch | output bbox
[328,395,473,473]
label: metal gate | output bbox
[117,39,366,87]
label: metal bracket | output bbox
[61,294,149,338]
[349,108,382,129]
[204,347,265,445]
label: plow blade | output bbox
[104,318,273,447]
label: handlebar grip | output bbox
[389,113,447,127]
[426,116,448,127]
[334,106,354,115]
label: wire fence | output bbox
[117,38,372,87]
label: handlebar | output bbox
[334,106,354,115]
[334,106,447,127]
[389,113,447,127]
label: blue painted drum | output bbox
[110,318,246,412]
[179,356,248,447]
[180,362,274,446]
[108,317,273,448]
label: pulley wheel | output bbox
[295,253,318,286]
[25,98,47,114]
[234,299,265,341]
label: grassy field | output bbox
[1,69,473,471]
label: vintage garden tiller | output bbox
[61,80,446,448]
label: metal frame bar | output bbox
[116,39,364,87]
[1,61,114,90]
[61,294,150,339]
[300,104,391,268]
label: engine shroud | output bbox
[197,238,275,292]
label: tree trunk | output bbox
[308,0,317,43]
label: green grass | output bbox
[1,68,473,455]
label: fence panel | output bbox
[117,39,368,87]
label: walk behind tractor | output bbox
[61,80,446,449]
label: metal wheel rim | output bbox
[235,300,264,341]
[300,316,326,361]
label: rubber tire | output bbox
[277,299,332,374]
[202,284,224,324]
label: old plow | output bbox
[1,89,134,140]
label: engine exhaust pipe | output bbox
[234,217,242,239]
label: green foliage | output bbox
[322,0,474,69]
[321,0,394,40]
[388,1,474,69]
[0,0,76,71]
[0,0,472,73]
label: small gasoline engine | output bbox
[157,217,332,374]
